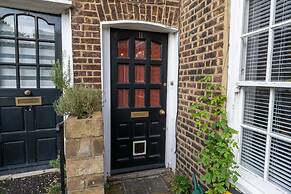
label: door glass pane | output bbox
[38,18,55,40]
[0,15,15,37]
[19,41,36,64]
[18,15,35,38]
[135,89,145,108]
[118,40,129,58]
[20,66,36,88]
[118,64,129,83]
[151,66,160,84]
[150,89,160,107]
[0,65,16,88]
[151,42,161,60]
[40,67,55,88]
[135,40,145,59]
[135,65,145,83]
[0,39,15,63]
[118,89,129,108]
[39,42,55,65]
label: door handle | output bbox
[159,109,166,116]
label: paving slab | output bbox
[106,168,173,194]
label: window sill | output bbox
[236,166,288,194]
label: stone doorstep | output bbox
[107,168,172,184]
[0,168,59,181]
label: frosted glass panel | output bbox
[118,40,129,58]
[38,19,55,40]
[40,67,54,88]
[0,39,15,63]
[135,89,145,108]
[18,15,35,38]
[0,66,16,88]
[19,41,36,64]
[135,40,145,59]
[151,42,161,60]
[135,65,145,83]
[151,66,160,84]
[20,66,36,88]
[0,15,14,36]
[39,42,55,65]
[118,89,129,108]
[118,64,129,83]
[150,89,160,107]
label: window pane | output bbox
[20,66,36,88]
[0,65,16,88]
[19,41,36,64]
[135,65,145,83]
[269,138,291,192]
[18,15,35,38]
[135,40,145,59]
[272,25,291,81]
[151,42,161,59]
[151,66,160,84]
[240,127,267,177]
[245,32,268,80]
[38,18,55,40]
[135,89,145,108]
[243,87,269,130]
[0,39,15,63]
[275,0,291,23]
[247,0,270,32]
[39,42,55,65]
[0,15,14,37]
[118,89,129,108]
[40,67,55,88]
[150,89,160,107]
[118,64,129,83]
[272,88,291,137]
[118,40,129,58]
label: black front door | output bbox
[0,7,62,174]
[111,29,168,174]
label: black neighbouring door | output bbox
[111,29,168,174]
[0,7,62,174]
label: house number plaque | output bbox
[15,96,42,106]
[131,111,149,118]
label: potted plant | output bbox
[52,62,104,193]
[191,76,239,194]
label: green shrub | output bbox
[54,86,102,119]
[49,157,60,169]
[52,62,102,119]
[46,181,61,194]
[51,61,70,90]
[191,76,239,194]
[171,175,191,194]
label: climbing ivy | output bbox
[191,76,239,194]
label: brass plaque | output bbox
[131,111,149,118]
[15,96,42,106]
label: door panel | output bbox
[111,29,168,173]
[0,7,61,174]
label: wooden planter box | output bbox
[64,112,104,194]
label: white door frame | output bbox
[100,20,179,177]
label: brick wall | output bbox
[71,0,180,88]
[71,0,229,186]
[176,0,228,183]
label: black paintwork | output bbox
[110,29,168,174]
[0,7,62,174]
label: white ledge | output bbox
[0,0,72,14]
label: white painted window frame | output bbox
[228,0,290,194]
[100,20,179,177]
